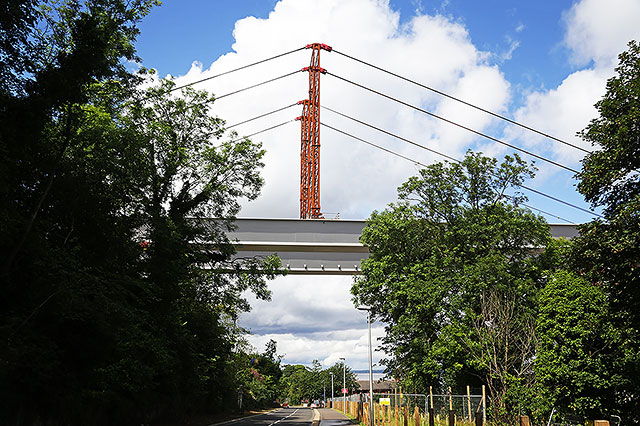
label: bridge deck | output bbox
[229,218,578,275]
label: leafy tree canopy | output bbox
[351,152,551,420]
[572,39,640,422]
[0,2,283,424]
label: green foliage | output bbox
[0,2,283,424]
[234,340,284,409]
[535,271,622,419]
[351,152,550,423]
[571,40,640,422]
[278,361,358,404]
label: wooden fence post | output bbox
[467,386,472,422]
[448,387,454,426]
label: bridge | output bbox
[228,218,579,275]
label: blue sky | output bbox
[133,0,640,370]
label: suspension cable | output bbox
[332,49,591,154]
[321,108,602,219]
[225,103,298,129]
[216,70,301,100]
[229,120,294,143]
[326,72,580,174]
[170,46,306,92]
[321,122,575,224]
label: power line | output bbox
[321,122,575,224]
[332,49,591,155]
[170,46,306,92]
[216,70,301,100]
[321,107,602,219]
[327,72,580,174]
[225,103,298,129]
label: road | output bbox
[213,408,317,426]
[211,408,352,426]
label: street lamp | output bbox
[357,306,374,426]
[330,372,334,408]
[339,357,346,413]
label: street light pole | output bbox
[358,307,374,426]
[339,357,346,414]
[330,372,334,408]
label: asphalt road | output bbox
[212,408,318,426]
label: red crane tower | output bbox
[298,43,331,219]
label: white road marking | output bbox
[269,409,300,426]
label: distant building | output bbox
[355,379,398,394]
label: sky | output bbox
[134,0,640,371]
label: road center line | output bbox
[269,409,299,426]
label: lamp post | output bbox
[358,306,374,426]
[330,372,334,408]
[339,357,346,413]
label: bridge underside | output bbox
[228,218,579,275]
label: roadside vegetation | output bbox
[1,1,281,424]
[352,40,640,425]
[1,1,638,425]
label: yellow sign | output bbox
[380,398,391,406]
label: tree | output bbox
[572,39,640,422]
[278,362,358,404]
[0,2,283,423]
[535,270,622,420]
[351,152,551,422]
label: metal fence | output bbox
[328,388,486,426]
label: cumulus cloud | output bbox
[563,0,640,68]
[163,0,639,369]
[240,275,385,369]
[170,0,509,220]
[507,0,640,168]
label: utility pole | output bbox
[330,372,334,409]
[358,307,374,426]
[340,357,346,413]
[323,380,326,407]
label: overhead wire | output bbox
[225,103,298,129]
[216,70,301,100]
[321,106,602,219]
[170,46,306,92]
[321,122,575,224]
[326,72,580,174]
[331,49,591,154]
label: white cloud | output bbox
[563,0,640,68]
[163,0,640,369]
[506,67,606,165]
[507,0,640,172]
[240,274,385,370]
[500,36,520,61]
[170,0,509,220]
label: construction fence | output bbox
[328,387,486,426]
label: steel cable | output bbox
[332,49,591,154]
